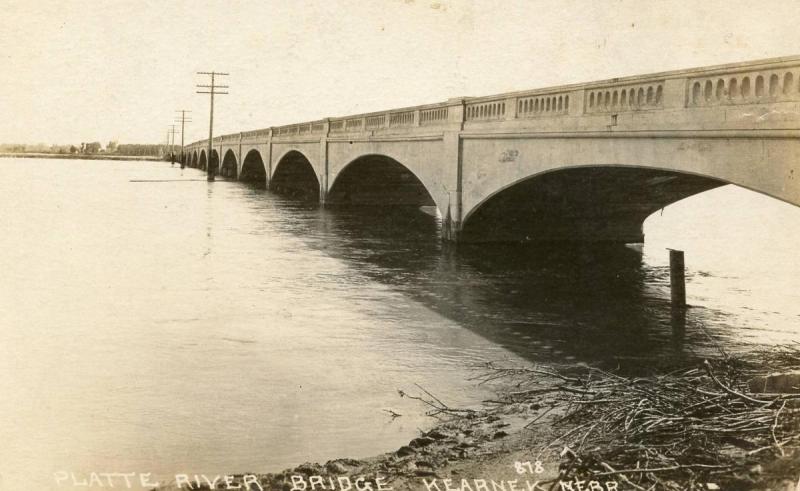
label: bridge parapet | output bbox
[324,101,457,136]
[687,64,800,107]
[241,128,270,143]
[186,55,800,147]
[584,80,664,114]
[272,120,326,139]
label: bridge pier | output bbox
[442,210,460,242]
[319,175,328,206]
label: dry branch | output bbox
[478,345,800,490]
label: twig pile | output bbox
[476,346,800,490]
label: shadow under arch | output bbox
[198,150,207,170]
[328,154,438,209]
[460,165,734,244]
[271,150,319,201]
[240,150,267,188]
[221,149,237,179]
[191,152,198,168]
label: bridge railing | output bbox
[186,56,800,148]
[582,81,664,114]
[685,64,800,107]
[325,101,454,135]
[270,119,326,139]
[241,128,270,141]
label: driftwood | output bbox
[470,345,800,490]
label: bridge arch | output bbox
[191,151,198,168]
[221,149,237,179]
[270,150,319,201]
[327,154,438,211]
[198,150,207,171]
[240,149,267,188]
[459,164,789,243]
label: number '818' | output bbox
[514,461,544,474]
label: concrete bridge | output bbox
[184,56,800,243]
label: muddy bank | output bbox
[154,349,800,491]
[155,406,564,491]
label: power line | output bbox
[174,110,192,169]
[196,71,229,182]
[167,124,180,166]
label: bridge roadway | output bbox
[184,56,800,243]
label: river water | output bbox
[1,158,798,489]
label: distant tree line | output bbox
[115,144,168,156]
[1,141,173,157]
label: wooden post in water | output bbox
[668,249,686,307]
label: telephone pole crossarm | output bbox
[195,71,229,181]
[167,124,180,166]
[175,110,192,168]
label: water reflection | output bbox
[271,202,758,371]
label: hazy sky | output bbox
[2,0,799,145]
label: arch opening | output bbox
[240,150,267,188]
[270,151,319,201]
[220,149,237,179]
[460,166,727,244]
[328,155,436,209]
[191,152,198,168]
[198,151,207,170]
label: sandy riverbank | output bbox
[154,352,800,491]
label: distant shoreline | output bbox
[0,152,164,162]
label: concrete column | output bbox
[237,134,242,179]
[570,89,586,116]
[438,98,467,241]
[319,119,330,206]
[663,78,688,109]
[505,96,518,120]
[441,130,463,242]
[446,98,466,126]
[266,129,273,187]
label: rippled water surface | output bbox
[1,158,799,489]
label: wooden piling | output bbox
[669,249,686,307]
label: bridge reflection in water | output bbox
[228,182,789,373]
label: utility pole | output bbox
[167,124,180,166]
[196,71,229,181]
[174,110,192,169]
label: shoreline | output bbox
[153,355,800,491]
[154,399,563,491]
[0,152,163,162]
